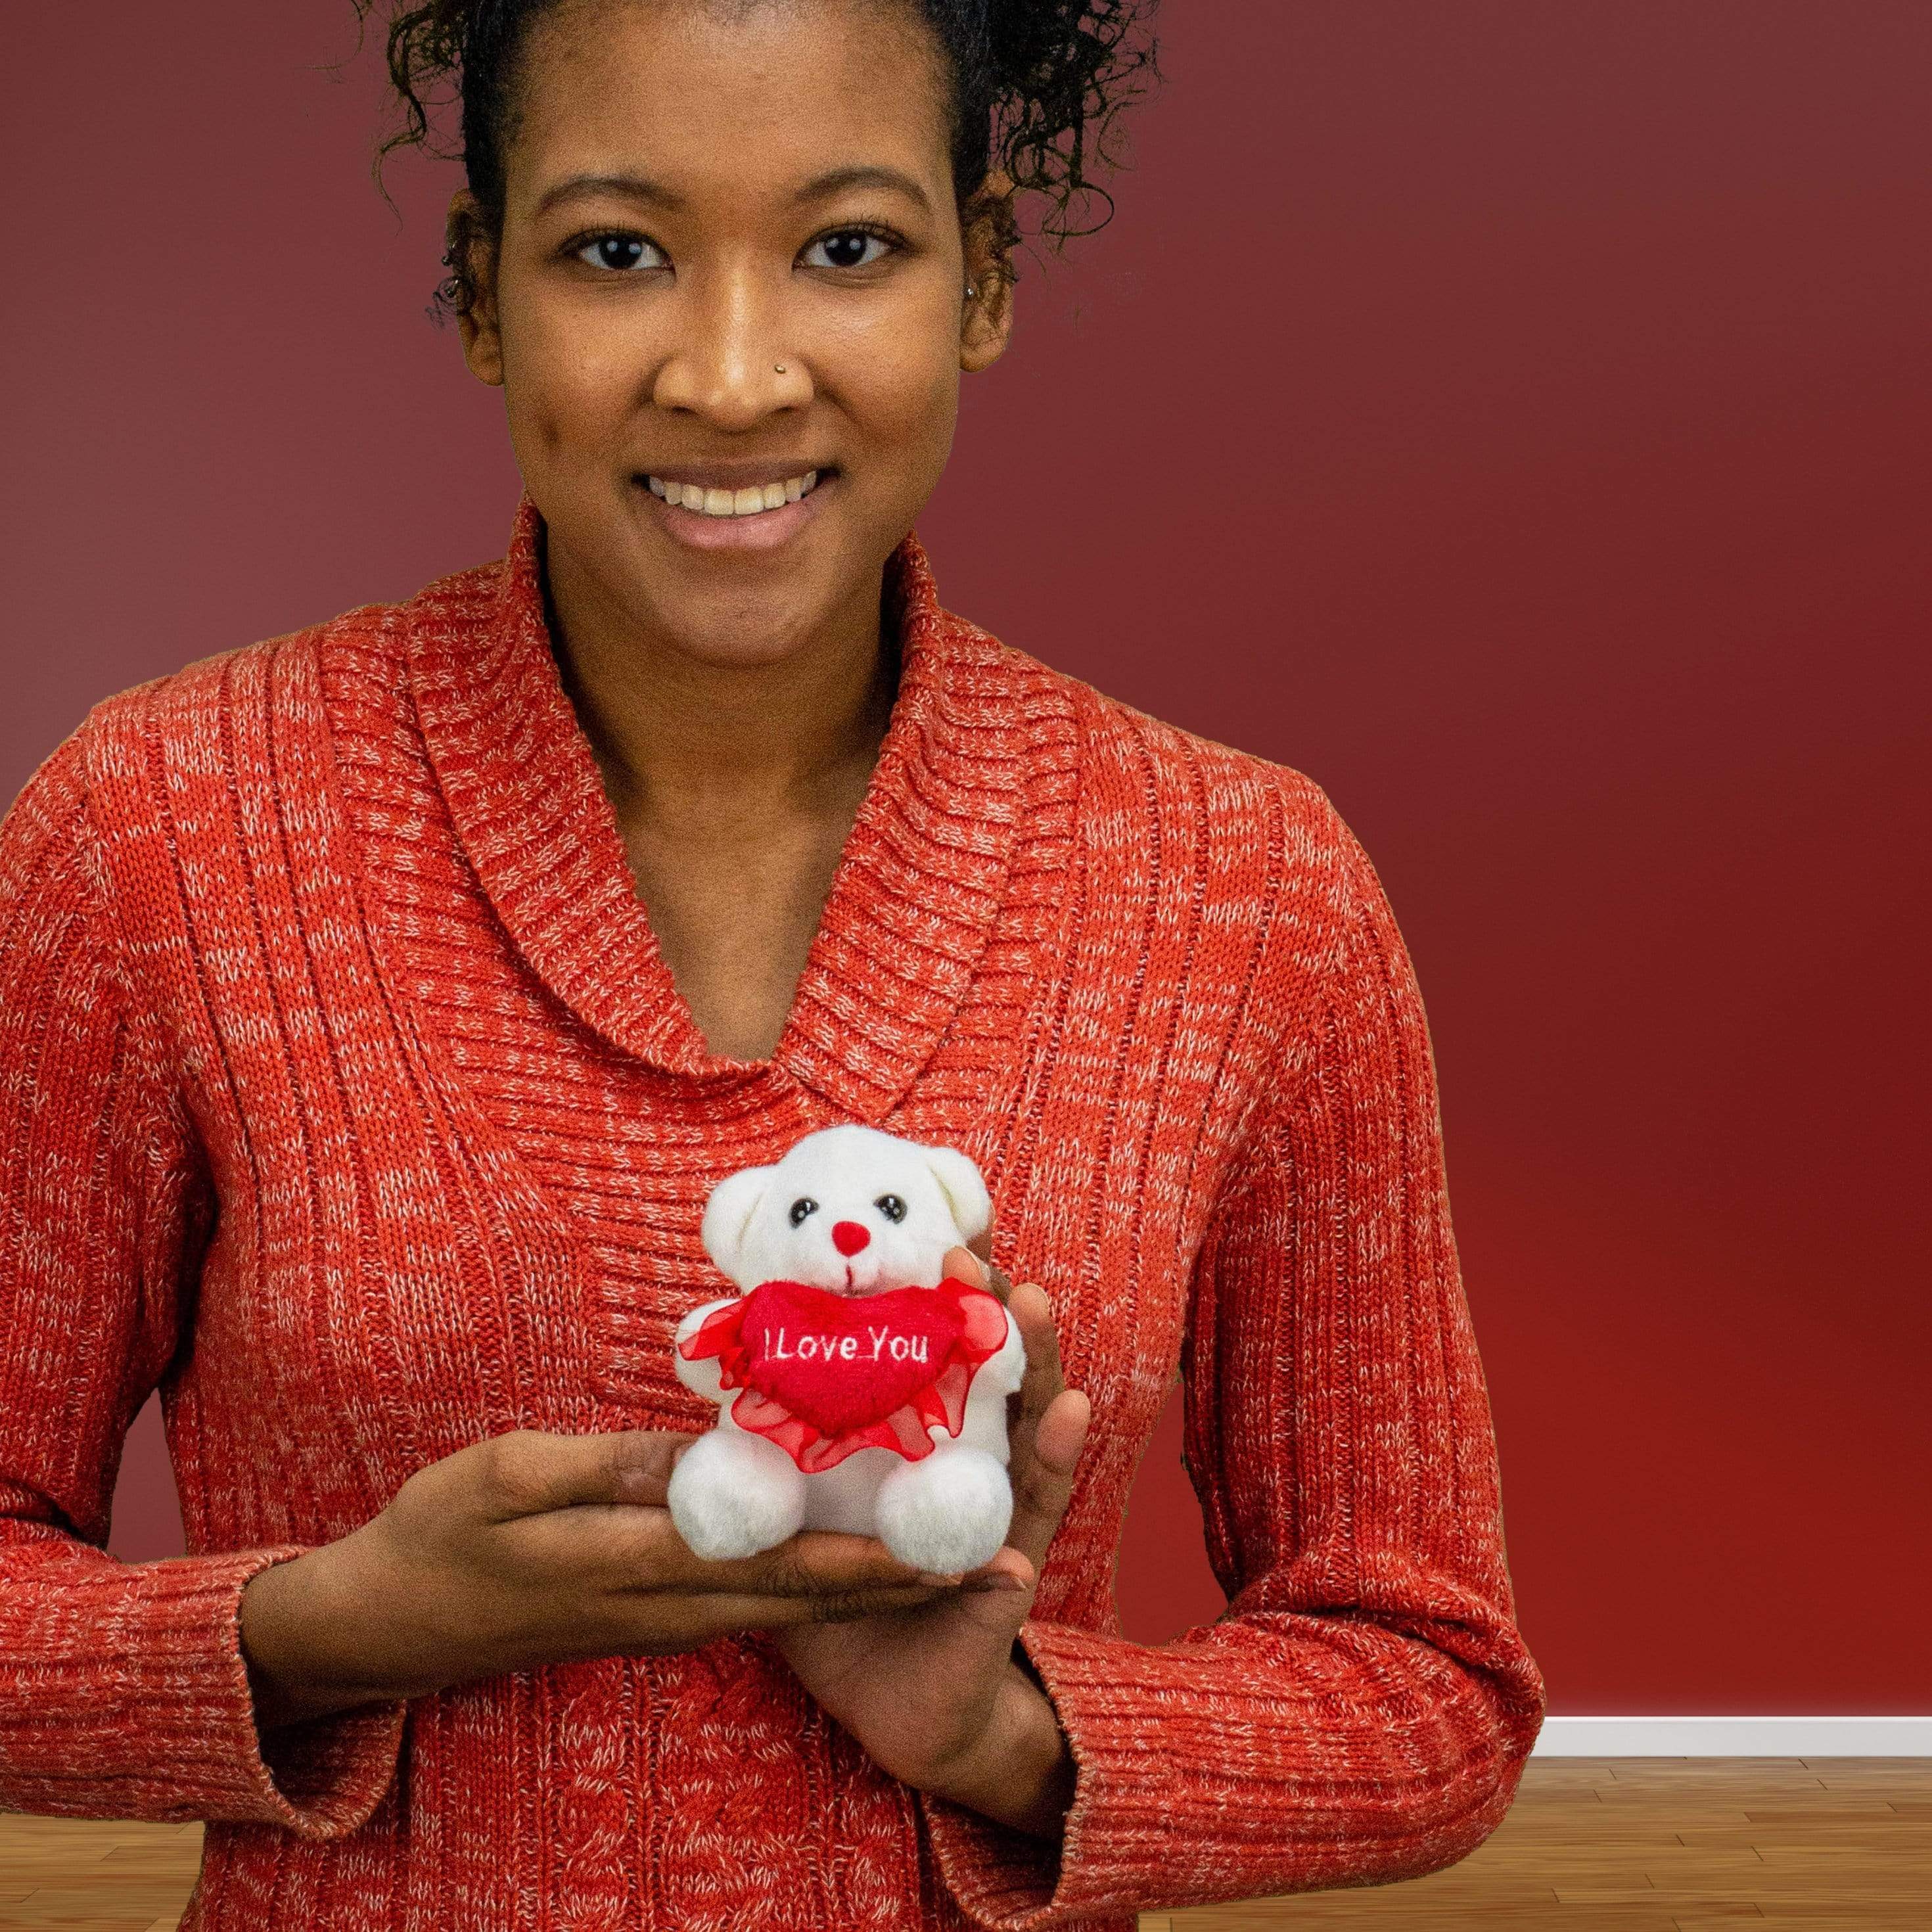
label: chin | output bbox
[655,589,833,670]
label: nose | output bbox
[831,1220,871,1256]
[651,258,804,427]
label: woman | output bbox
[0,1,1546,1927]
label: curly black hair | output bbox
[346,0,1163,325]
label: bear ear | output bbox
[920,1143,992,1246]
[701,1164,773,1284]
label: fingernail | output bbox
[962,1571,1027,1593]
[917,1571,966,1587]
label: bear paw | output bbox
[667,1429,808,1562]
[873,1446,1013,1574]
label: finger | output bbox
[941,1245,982,1286]
[1006,1284,1067,1447]
[942,1244,1013,1304]
[959,1547,1035,1594]
[1032,1386,1090,1477]
[994,1283,1072,1571]
[672,1527,939,1598]
[1004,1387,1091,1571]
[478,1427,701,1523]
[1009,1283,1064,1392]
[672,1583,949,1634]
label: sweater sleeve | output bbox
[917,804,1547,1929]
[0,728,407,1839]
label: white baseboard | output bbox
[1534,1715,1932,1756]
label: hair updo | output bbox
[348,0,1163,325]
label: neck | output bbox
[539,528,900,835]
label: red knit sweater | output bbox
[0,494,1544,1931]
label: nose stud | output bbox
[774,363,786,373]
[831,1220,871,1256]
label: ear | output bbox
[448,189,504,388]
[959,172,1017,374]
[701,1164,773,1283]
[921,1144,992,1246]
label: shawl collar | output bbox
[403,492,1029,1120]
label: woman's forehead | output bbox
[506,0,953,204]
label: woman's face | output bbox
[456,0,1012,669]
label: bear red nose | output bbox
[831,1220,871,1256]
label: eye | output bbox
[571,231,668,274]
[873,1194,907,1224]
[789,1197,819,1228]
[800,224,902,272]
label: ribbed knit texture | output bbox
[0,494,1545,1930]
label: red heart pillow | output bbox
[731,1279,972,1438]
[678,1276,1010,1469]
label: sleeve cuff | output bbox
[174,1544,409,1839]
[915,1611,1542,1930]
[4,1544,407,1840]
[910,1618,1153,1931]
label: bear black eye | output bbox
[874,1194,907,1224]
[789,1197,819,1227]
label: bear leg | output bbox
[667,1428,809,1562]
[873,1446,1013,1575]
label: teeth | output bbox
[647,470,821,515]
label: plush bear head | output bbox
[701,1122,992,1300]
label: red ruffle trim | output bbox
[678,1278,1010,1473]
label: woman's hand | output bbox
[769,1241,1092,1838]
[239,1427,957,1732]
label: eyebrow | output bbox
[536,164,932,219]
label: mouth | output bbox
[635,466,836,552]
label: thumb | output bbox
[476,1427,697,1521]
[943,1244,1013,1304]
[948,1546,1038,1639]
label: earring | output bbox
[965,281,977,298]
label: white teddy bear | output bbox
[668,1123,1026,1575]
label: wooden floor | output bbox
[3,1759,1925,1929]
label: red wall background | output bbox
[5,3,1927,1715]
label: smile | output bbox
[645,469,823,517]
[636,467,834,552]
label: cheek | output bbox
[885,1222,938,1278]
[499,293,637,452]
[768,1221,808,1264]
[827,300,961,446]
[727,1216,781,1279]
